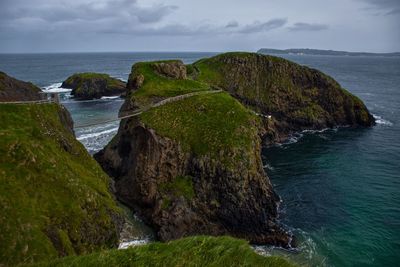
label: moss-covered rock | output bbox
[27,236,296,267]
[61,73,126,100]
[96,60,291,247]
[0,72,42,102]
[121,60,209,111]
[0,103,123,266]
[193,52,375,142]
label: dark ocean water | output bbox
[0,52,398,266]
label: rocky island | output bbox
[61,73,126,100]
[95,52,374,248]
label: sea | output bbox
[0,52,398,267]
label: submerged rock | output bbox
[61,73,126,100]
[0,71,42,101]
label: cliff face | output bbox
[61,73,126,100]
[193,52,375,142]
[0,72,42,102]
[96,60,291,247]
[96,103,289,247]
[0,103,123,266]
[96,54,375,248]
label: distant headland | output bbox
[258,48,400,57]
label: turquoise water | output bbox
[261,55,400,266]
[0,52,398,266]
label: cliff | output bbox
[96,53,374,248]
[0,103,123,266]
[96,60,291,247]
[27,236,296,267]
[0,72,42,102]
[192,52,375,142]
[61,73,126,100]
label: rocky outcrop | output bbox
[95,52,375,249]
[193,52,375,143]
[61,73,126,100]
[0,71,42,101]
[95,115,291,247]
[153,61,187,79]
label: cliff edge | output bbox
[0,102,123,266]
[0,72,42,102]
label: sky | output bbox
[0,0,399,53]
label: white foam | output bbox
[77,127,118,141]
[301,128,330,134]
[373,114,393,126]
[115,77,128,82]
[118,239,149,249]
[101,96,120,100]
[41,83,72,93]
[263,163,275,171]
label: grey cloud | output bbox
[225,21,239,28]
[101,23,213,36]
[90,18,288,36]
[0,0,177,25]
[289,22,329,31]
[238,18,287,33]
[136,4,178,23]
[361,0,400,15]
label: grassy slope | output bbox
[0,104,121,266]
[193,52,371,126]
[28,236,296,267]
[129,61,210,106]
[140,92,260,165]
[127,60,261,166]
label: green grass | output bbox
[140,92,260,164]
[129,61,210,107]
[192,52,374,127]
[159,176,195,208]
[27,236,296,267]
[0,104,122,266]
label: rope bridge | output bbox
[1,89,272,129]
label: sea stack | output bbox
[61,73,126,100]
[95,52,374,247]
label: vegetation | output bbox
[64,72,124,88]
[28,236,296,267]
[160,176,195,208]
[192,52,374,127]
[0,103,122,266]
[129,61,210,106]
[140,92,260,162]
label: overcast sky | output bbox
[0,0,399,53]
